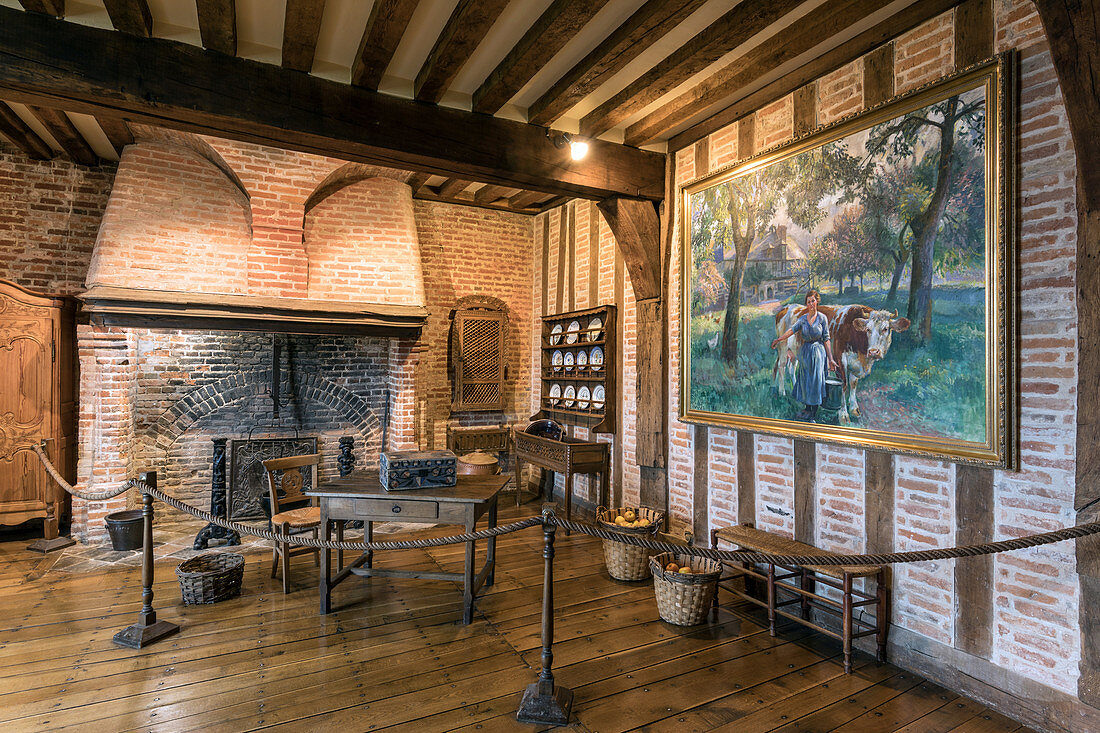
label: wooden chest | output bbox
[379,450,457,491]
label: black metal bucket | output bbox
[105,509,143,551]
[823,375,845,412]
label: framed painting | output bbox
[679,54,1015,467]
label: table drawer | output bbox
[353,498,439,520]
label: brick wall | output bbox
[0,143,114,295]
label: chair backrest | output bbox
[263,453,321,515]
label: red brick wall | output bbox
[0,144,114,295]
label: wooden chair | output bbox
[263,453,322,594]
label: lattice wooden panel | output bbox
[450,308,506,412]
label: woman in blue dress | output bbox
[771,290,838,422]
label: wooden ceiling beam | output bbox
[473,184,511,205]
[0,102,52,159]
[282,0,325,73]
[507,190,545,209]
[95,115,134,157]
[196,0,236,56]
[527,0,706,127]
[668,0,968,150]
[414,0,510,103]
[415,187,537,215]
[436,178,471,199]
[0,9,664,201]
[351,0,421,90]
[26,105,97,165]
[102,0,152,37]
[472,0,610,115]
[624,0,895,146]
[18,0,64,16]
[579,0,808,138]
[406,172,431,195]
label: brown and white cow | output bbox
[772,303,910,424]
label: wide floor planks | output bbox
[0,504,1033,732]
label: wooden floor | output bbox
[0,504,1034,733]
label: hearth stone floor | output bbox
[5,515,430,575]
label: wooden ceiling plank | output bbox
[413,0,511,104]
[18,0,64,16]
[282,0,325,72]
[102,0,152,37]
[473,184,512,204]
[406,172,431,195]
[668,0,968,150]
[350,0,421,90]
[0,8,664,201]
[26,105,97,165]
[536,195,571,212]
[415,187,536,215]
[436,178,471,199]
[527,0,706,127]
[579,0,808,138]
[196,0,237,56]
[507,190,545,209]
[0,102,53,159]
[472,0,610,115]
[95,115,134,156]
[623,0,892,146]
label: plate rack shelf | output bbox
[532,304,617,434]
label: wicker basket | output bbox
[597,506,664,581]
[176,553,244,605]
[649,552,722,626]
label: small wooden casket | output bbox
[380,450,457,491]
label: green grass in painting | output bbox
[688,285,986,441]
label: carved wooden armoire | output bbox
[0,280,76,540]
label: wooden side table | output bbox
[513,430,609,527]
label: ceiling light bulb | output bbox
[569,139,589,161]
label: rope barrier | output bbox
[29,443,1100,563]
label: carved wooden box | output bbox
[379,450,458,491]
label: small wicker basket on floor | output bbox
[596,506,664,581]
[649,552,722,626]
[176,552,244,605]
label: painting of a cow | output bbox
[772,303,910,424]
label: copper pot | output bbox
[456,450,500,476]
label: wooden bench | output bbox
[710,524,889,673]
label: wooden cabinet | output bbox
[0,280,76,540]
[533,305,617,434]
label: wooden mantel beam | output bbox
[0,8,665,203]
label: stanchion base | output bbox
[113,620,180,649]
[26,536,76,553]
[516,683,573,726]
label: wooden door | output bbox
[0,286,57,532]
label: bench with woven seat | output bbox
[710,524,889,673]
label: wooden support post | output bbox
[516,506,573,726]
[113,472,180,649]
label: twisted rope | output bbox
[32,443,134,501]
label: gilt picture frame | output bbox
[679,54,1015,468]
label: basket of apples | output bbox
[596,506,664,581]
[649,552,723,626]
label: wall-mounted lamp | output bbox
[548,130,589,161]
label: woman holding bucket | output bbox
[771,289,838,422]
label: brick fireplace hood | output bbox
[80,286,428,337]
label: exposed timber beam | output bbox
[18,0,64,15]
[196,0,236,56]
[473,184,512,205]
[282,0,325,72]
[351,0,421,89]
[668,0,968,150]
[415,187,535,215]
[95,115,134,157]
[102,0,151,37]
[527,0,706,127]
[507,190,545,210]
[0,102,52,159]
[26,105,97,165]
[0,8,664,202]
[596,197,661,301]
[436,178,470,199]
[472,0,610,115]
[624,0,895,146]
[405,172,431,195]
[580,0,808,138]
[414,0,510,104]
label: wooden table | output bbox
[513,430,609,527]
[307,471,509,623]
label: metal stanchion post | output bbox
[113,472,181,649]
[516,504,573,726]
